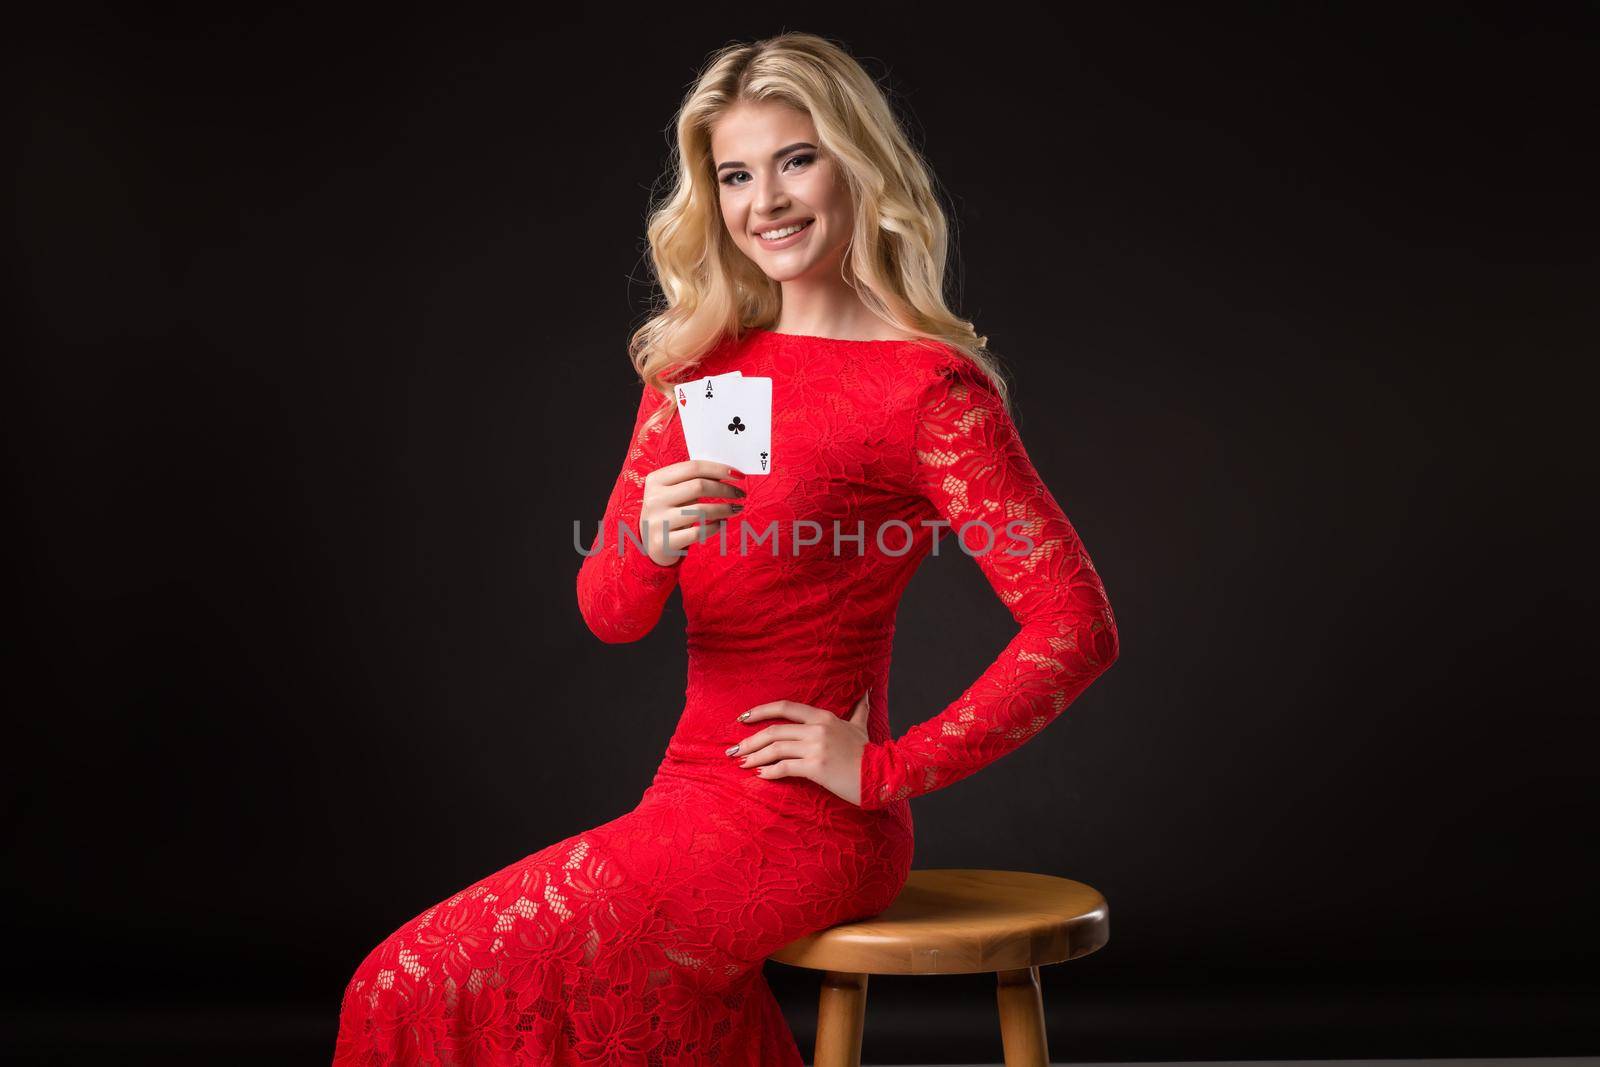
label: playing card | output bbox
[675,371,741,458]
[693,375,771,474]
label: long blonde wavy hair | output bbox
[631,31,1009,432]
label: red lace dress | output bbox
[332,328,1120,1065]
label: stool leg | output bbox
[813,970,868,1067]
[995,965,1048,1067]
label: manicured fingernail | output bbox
[731,504,744,512]
[737,711,750,722]
[725,744,740,756]
[728,468,745,478]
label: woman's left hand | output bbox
[730,689,871,806]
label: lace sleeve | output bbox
[857,356,1121,808]
[575,382,681,643]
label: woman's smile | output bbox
[755,217,815,249]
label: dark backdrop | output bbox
[8,3,1597,1063]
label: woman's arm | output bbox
[575,382,681,643]
[857,356,1121,808]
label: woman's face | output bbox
[711,100,854,283]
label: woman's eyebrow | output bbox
[716,142,817,173]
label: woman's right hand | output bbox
[639,459,746,566]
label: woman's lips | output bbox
[755,218,814,249]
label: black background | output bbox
[9,3,1598,1063]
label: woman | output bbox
[334,31,1119,1065]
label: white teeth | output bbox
[758,220,811,240]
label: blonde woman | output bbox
[335,31,1119,1065]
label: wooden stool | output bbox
[769,869,1108,1067]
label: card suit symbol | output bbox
[705,381,715,398]
[727,416,746,435]
[677,388,687,407]
[760,451,768,470]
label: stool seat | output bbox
[771,868,1109,975]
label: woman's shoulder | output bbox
[884,338,990,394]
[655,333,746,393]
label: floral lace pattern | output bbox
[333,329,1118,1064]
[571,381,681,645]
[857,356,1121,808]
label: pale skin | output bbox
[631,98,915,806]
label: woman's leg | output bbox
[333,826,600,1065]
[332,800,808,1065]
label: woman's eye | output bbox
[720,153,815,187]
